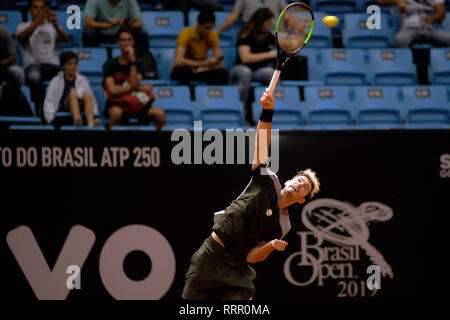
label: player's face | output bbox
[282,175,311,204]
[29,0,46,20]
[197,22,215,39]
[262,17,274,32]
[118,32,135,51]
[63,58,78,78]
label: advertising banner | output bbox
[0,130,449,301]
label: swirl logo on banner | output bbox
[284,199,393,298]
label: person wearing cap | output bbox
[181,89,320,300]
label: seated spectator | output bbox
[229,8,276,126]
[17,0,69,117]
[0,26,25,88]
[379,0,450,47]
[103,27,166,130]
[44,51,102,127]
[217,0,288,34]
[83,0,149,52]
[171,10,228,85]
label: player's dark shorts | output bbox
[182,235,256,300]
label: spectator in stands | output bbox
[0,26,25,88]
[217,0,288,34]
[16,0,69,117]
[229,8,276,126]
[83,0,149,51]
[103,26,166,130]
[44,51,102,127]
[171,10,228,85]
[379,0,450,47]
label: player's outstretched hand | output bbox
[270,239,288,251]
[261,88,274,110]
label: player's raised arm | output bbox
[252,89,274,171]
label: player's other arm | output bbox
[252,89,274,171]
[247,239,288,263]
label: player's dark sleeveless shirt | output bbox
[212,164,291,261]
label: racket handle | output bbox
[267,69,281,95]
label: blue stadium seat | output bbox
[62,47,108,84]
[403,86,450,127]
[310,0,360,13]
[194,85,244,129]
[92,84,106,115]
[302,86,354,129]
[293,48,323,85]
[0,10,22,37]
[353,86,405,129]
[217,0,235,11]
[442,12,450,30]
[110,126,156,131]
[151,47,176,83]
[21,86,35,116]
[138,1,158,10]
[9,124,54,130]
[112,47,121,58]
[56,10,83,47]
[206,47,236,71]
[342,13,394,48]
[188,10,240,48]
[320,49,367,85]
[253,86,303,129]
[141,11,184,48]
[369,49,416,85]
[429,48,450,85]
[0,116,41,129]
[308,12,332,48]
[60,125,105,131]
[153,86,195,130]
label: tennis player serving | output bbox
[182,89,320,300]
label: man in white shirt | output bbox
[16,0,69,117]
[379,0,450,47]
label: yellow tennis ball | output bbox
[322,15,339,27]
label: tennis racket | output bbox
[268,2,315,94]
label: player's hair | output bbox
[295,169,320,200]
[115,26,135,41]
[239,8,274,42]
[197,9,216,25]
[60,51,78,67]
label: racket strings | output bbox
[277,6,313,54]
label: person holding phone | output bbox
[16,0,69,117]
[171,10,229,85]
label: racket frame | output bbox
[268,2,315,94]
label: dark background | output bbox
[0,130,449,301]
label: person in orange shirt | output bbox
[171,10,228,85]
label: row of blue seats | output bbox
[2,8,450,49]
[311,0,450,14]
[6,0,450,14]
[2,84,450,130]
[27,47,449,86]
